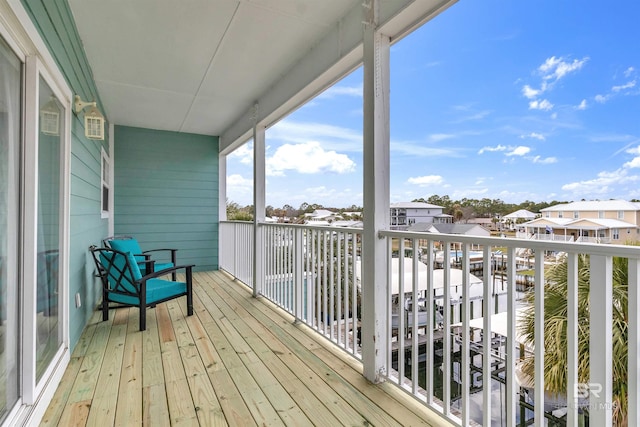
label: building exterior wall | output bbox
[114,126,219,271]
[22,0,108,350]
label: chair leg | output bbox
[139,306,146,331]
[102,290,109,322]
[186,269,193,316]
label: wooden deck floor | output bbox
[41,270,444,426]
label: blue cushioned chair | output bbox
[103,235,177,281]
[89,245,193,331]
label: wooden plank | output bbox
[56,400,91,427]
[165,378,199,426]
[142,304,165,387]
[143,384,170,427]
[39,356,83,427]
[114,307,144,426]
[85,309,129,426]
[66,310,115,403]
[166,299,227,426]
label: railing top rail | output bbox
[380,229,640,258]
[258,222,364,233]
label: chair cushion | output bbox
[108,239,144,262]
[108,278,187,306]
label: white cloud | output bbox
[506,146,531,156]
[392,140,461,157]
[317,85,362,99]
[228,143,253,164]
[624,67,635,78]
[562,169,639,195]
[576,99,588,110]
[227,174,253,195]
[478,144,507,154]
[612,80,636,92]
[407,175,444,186]
[521,132,546,141]
[429,133,456,142]
[522,85,540,99]
[594,94,609,103]
[539,56,589,81]
[624,145,640,168]
[269,120,362,152]
[266,141,355,176]
[532,155,557,164]
[521,56,587,110]
[529,99,554,111]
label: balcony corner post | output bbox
[253,119,266,297]
[361,0,390,384]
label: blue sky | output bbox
[227,0,640,209]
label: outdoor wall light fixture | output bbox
[74,95,105,140]
[40,96,60,136]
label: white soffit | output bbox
[67,0,457,143]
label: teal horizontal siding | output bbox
[22,0,109,350]
[114,126,219,271]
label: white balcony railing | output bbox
[220,221,640,427]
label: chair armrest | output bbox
[142,249,178,265]
[140,264,194,281]
[142,249,177,254]
[138,259,156,271]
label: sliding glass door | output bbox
[0,35,22,421]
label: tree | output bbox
[518,254,628,425]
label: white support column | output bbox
[361,0,390,383]
[219,154,227,222]
[253,114,266,297]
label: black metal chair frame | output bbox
[90,245,193,331]
[102,235,178,281]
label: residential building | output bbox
[502,209,538,230]
[390,201,452,230]
[520,199,640,243]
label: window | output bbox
[618,210,624,219]
[558,211,563,218]
[613,229,620,240]
[545,212,550,218]
[573,211,579,219]
[599,211,604,219]
[101,147,110,218]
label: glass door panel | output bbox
[35,76,63,381]
[0,35,21,421]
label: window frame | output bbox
[101,147,110,218]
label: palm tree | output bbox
[518,253,628,425]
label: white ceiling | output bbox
[68,0,456,149]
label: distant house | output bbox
[304,209,339,226]
[521,200,640,244]
[410,223,491,237]
[502,209,538,230]
[390,202,451,230]
[466,217,495,230]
